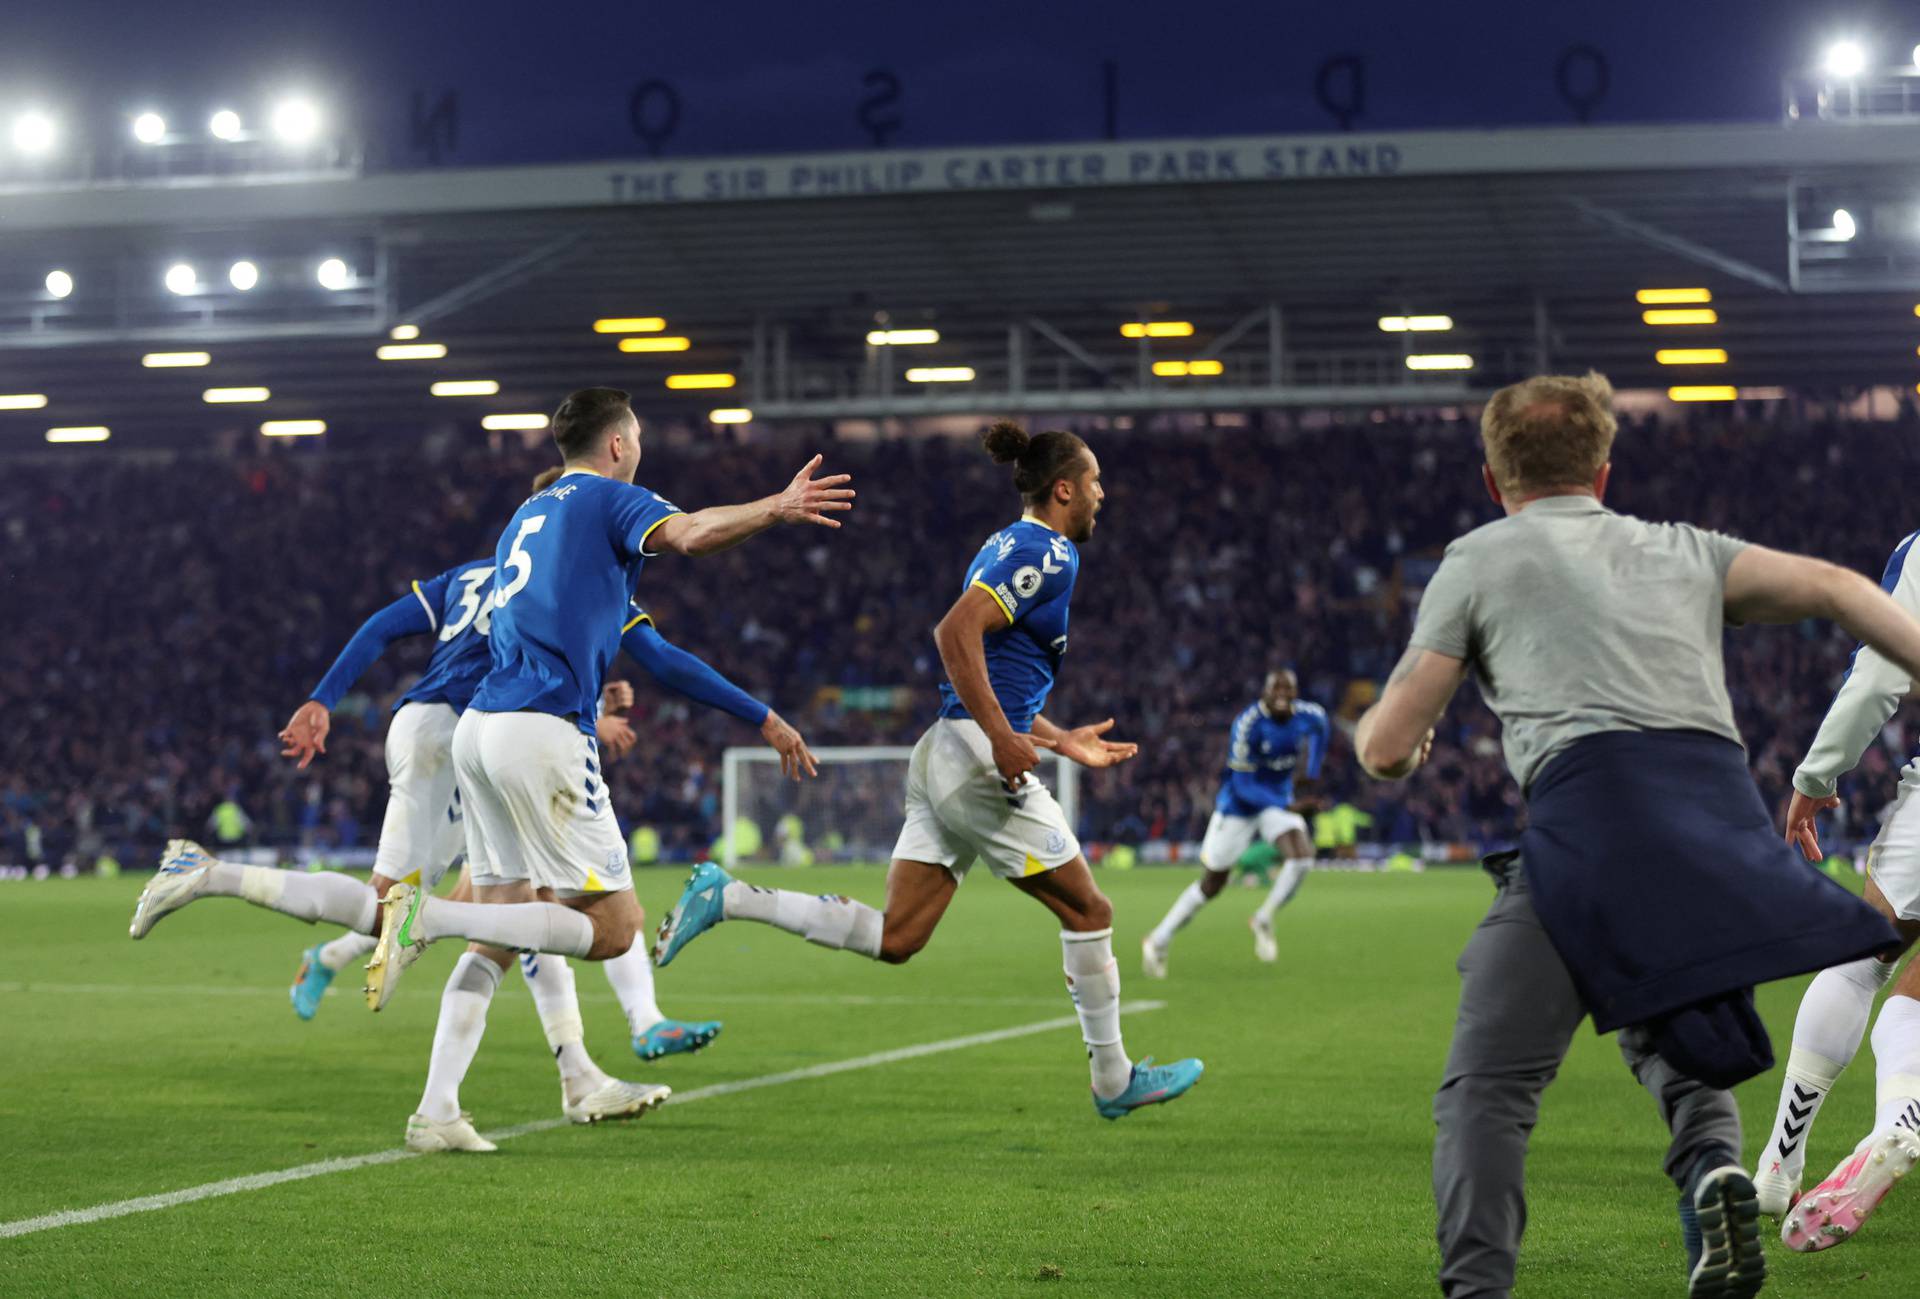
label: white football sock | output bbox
[202,859,377,931]
[416,952,503,1124]
[1870,994,1920,1140]
[721,880,883,957]
[317,930,378,972]
[1255,860,1313,921]
[418,896,594,957]
[1762,957,1897,1178]
[516,952,610,1100]
[1062,928,1131,1099]
[602,945,664,1036]
[1146,882,1211,950]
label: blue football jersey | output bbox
[468,470,683,734]
[398,559,497,712]
[1214,700,1331,816]
[937,517,1079,734]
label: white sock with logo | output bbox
[1255,860,1312,922]
[721,881,883,957]
[202,860,376,931]
[418,896,594,958]
[316,930,378,972]
[603,944,665,1035]
[1062,928,1132,1099]
[1764,957,1896,1181]
[1869,994,1920,1143]
[416,952,504,1123]
[1146,882,1211,951]
[516,953,611,1102]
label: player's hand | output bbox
[596,714,638,761]
[761,710,818,781]
[772,455,855,529]
[1784,789,1841,862]
[1416,729,1435,770]
[990,729,1045,789]
[1033,718,1138,770]
[601,679,634,715]
[278,700,331,770]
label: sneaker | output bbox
[404,1111,497,1153]
[1093,1057,1205,1120]
[1683,1164,1766,1298]
[563,1079,672,1125]
[365,881,430,1012]
[651,862,732,968]
[1782,1129,1920,1253]
[289,944,336,1020]
[1250,913,1278,964]
[129,840,214,939]
[633,1019,723,1061]
[1140,936,1169,980]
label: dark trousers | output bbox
[1432,868,1742,1298]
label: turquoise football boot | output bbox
[1093,1056,1206,1120]
[633,1018,724,1061]
[289,944,336,1020]
[651,862,733,968]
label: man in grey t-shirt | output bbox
[1355,372,1918,1299]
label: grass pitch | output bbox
[1,867,1913,1297]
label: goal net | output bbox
[719,745,1079,868]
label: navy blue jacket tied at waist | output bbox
[1516,729,1899,1087]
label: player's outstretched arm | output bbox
[1030,715,1138,769]
[283,591,437,768]
[935,585,1041,787]
[1726,545,1920,682]
[649,455,854,557]
[1355,646,1466,780]
[620,620,817,779]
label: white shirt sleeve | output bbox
[1794,545,1920,799]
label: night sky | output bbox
[2,0,1914,166]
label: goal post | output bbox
[719,745,1079,868]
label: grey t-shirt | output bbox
[1408,495,1750,791]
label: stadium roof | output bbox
[3,119,1918,444]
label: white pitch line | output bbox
[0,982,1067,1009]
[0,1000,1165,1241]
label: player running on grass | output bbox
[359,387,850,1022]
[650,420,1203,1120]
[1142,669,1329,977]
[1753,526,1920,1250]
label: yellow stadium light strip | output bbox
[430,380,501,397]
[142,351,211,368]
[202,387,270,403]
[1405,354,1475,371]
[709,408,753,424]
[389,324,420,340]
[593,317,667,334]
[1636,288,1713,305]
[1642,308,1719,326]
[376,343,448,361]
[1656,349,1730,365]
[664,373,736,390]
[1120,321,1195,339]
[1377,315,1454,332]
[866,328,941,346]
[481,413,549,430]
[46,426,109,442]
[0,393,49,409]
[1189,359,1223,376]
[260,420,326,437]
[904,367,976,382]
[1151,360,1226,377]
[1668,385,1738,402]
[618,336,692,353]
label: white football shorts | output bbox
[452,708,630,898]
[891,718,1081,882]
[1867,767,1920,921]
[1199,807,1309,872]
[373,701,465,890]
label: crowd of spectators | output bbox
[3,406,1915,869]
